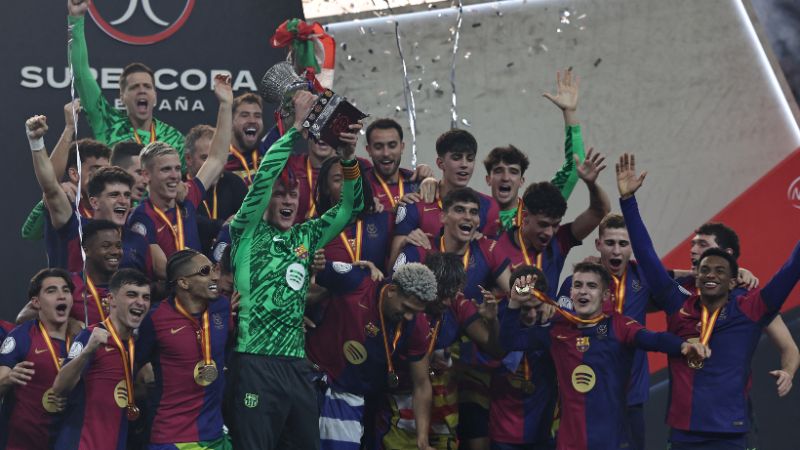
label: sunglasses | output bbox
[184,265,213,278]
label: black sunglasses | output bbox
[184,265,213,278]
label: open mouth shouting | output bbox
[113,206,128,222]
[457,222,474,238]
[608,257,623,273]
[135,97,149,116]
[279,208,294,219]
[55,302,70,318]
[128,306,146,323]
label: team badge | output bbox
[365,322,379,337]
[575,336,590,352]
[114,380,130,408]
[343,340,368,365]
[596,324,608,339]
[244,393,259,408]
[294,244,309,259]
[557,296,574,310]
[395,205,407,224]
[0,337,15,355]
[571,364,596,393]
[631,279,641,292]
[366,223,378,238]
[213,313,224,330]
[718,308,727,321]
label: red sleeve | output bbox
[736,289,773,324]
[612,313,646,346]
[481,238,510,278]
[406,313,432,359]
[453,294,480,328]
[556,221,581,254]
[186,178,207,209]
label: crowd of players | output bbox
[1,1,799,449]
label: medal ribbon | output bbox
[426,318,442,356]
[103,319,136,411]
[37,321,71,371]
[173,299,213,366]
[202,185,218,220]
[522,355,531,384]
[86,275,107,322]
[699,304,721,346]
[339,220,363,262]
[375,172,404,209]
[517,227,543,268]
[439,236,469,269]
[305,157,317,218]
[229,146,254,184]
[531,289,606,326]
[79,202,93,219]
[514,198,523,227]
[150,201,185,251]
[378,286,404,381]
[132,122,156,145]
[612,271,628,314]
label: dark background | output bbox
[0,0,303,318]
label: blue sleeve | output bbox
[556,276,575,311]
[633,329,684,356]
[128,210,157,245]
[760,240,800,311]
[390,244,423,275]
[315,262,369,294]
[620,196,687,314]
[65,329,92,366]
[498,307,549,352]
[0,325,32,368]
[210,224,231,264]
[393,203,420,236]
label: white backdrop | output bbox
[325,0,800,273]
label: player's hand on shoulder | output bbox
[410,164,433,182]
[353,260,384,281]
[405,229,433,250]
[737,268,759,290]
[418,177,439,203]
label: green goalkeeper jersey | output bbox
[68,16,185,158]
[230,127,364,358]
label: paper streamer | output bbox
[384,1,418,169]
[67,19,89,327]
[449,0,464,129]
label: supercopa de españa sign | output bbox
[88,0,196,45]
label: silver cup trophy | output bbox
[260,62,366,149]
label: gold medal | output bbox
[387,372,400,388]
[41,388,61,413]
[687,358,704,370]
[193,360,219,386]
[127,404,141,421]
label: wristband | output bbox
[27,130,45,152]
[341,159,360,180]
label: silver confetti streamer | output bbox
[449,0,464,129]
[385,1,418,168]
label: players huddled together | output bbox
[1,1,799,450]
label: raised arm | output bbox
[312,130,365,247]
[27,116,74,229]
[616,153,685,313]
[194,75,233,189]
[230,92,316,235]
[568,148,611,240]
[67,0,113,139]
[498,276,549,352]
[543,68,586,199]
[760,239,800,311]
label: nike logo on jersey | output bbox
[273,236,284,243]
[105,346,116,352]
[171,326,187,334]
[423,207,439,212]
[34,348,48,354]
[679,308,691,316]
[157,224,167,233]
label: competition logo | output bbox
[89,0,195,46]
[575,336,590,352]
[343,340,368,365]
[0,337,15,355]
[366,223,378,238]
[789,176,800,210]
[114,380,130,408]
[571,364,596,393]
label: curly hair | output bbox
[392,262,438,303]
[522,181,567,219]
[424,252,466,301]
